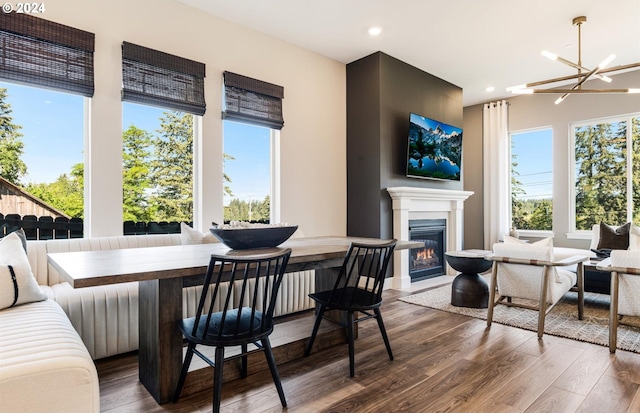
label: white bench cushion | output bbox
[0,299,99,413]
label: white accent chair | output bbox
[487,242,588,338]
[606,250,640,353]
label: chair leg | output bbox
[213,347,225,413]
[261,337,287,408]
[240,344,248,378]
[487,263,498,327]
[347,311,355,377]
[173,342,196,403]
[610,271,619,353]
[374,307,393,361]
[537,266,551,339]
[305,304,326,356]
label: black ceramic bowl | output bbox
[209,225,298,250]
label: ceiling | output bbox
[175,0,640,107]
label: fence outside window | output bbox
[0,213,186,240]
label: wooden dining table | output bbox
[47,236,422,404]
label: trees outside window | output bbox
[122,125,153,222]
[573,114,640,230]
[510,128,553,231]
[122,103,194,223]
[0,88,26,184]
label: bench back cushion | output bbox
[27,234,181,286]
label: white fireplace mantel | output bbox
[387,186,473,289]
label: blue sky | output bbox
[0,81,84,184]
[1,82,270,204]
[222,121,270,204]
[511,128,553,200]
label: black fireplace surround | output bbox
[408,219,446,281]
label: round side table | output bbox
[445,250,492,308]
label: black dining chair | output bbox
[173,248,292,413]
[304,240,397,377]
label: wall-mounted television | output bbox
[406,113,462,181]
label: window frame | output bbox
[121,102,198,227]
[568,112,640,237]
[508,126,554,238]
[222,120,279,224]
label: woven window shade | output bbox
[122,42,206,115]
[0,13,94,96]
[223,71,284,130]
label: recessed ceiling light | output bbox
[486,86,495,92]
[368,27,382,36]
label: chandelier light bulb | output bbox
[598,54,616,69]
[506,84,527,92]
[541,50,558,60]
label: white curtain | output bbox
[483,100,510,249]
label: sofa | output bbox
[0,231,100,413]
[0,299,100,413]
[530,223,640,294]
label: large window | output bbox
[510,128,553,231]
[221,71,284,224]
[120,42,204,229]
[572,114,640,231]
[0,14,92,236]
[0,82,85,218]
[223,121,273,223]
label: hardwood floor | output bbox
[96,288,640,412]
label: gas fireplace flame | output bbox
[416,248,435,260]
[412,247,440,270]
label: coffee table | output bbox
[445,249,492,308]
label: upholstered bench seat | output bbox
[0,299,100,413]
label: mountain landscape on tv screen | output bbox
[407,116,462,181]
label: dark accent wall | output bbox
[347,52,463,240]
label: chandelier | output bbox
[507,16,640,104]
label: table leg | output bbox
[138,278,183,404]
[450,272,489,308]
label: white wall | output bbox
[43,0,346,237]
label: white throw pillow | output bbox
[0,231,47,309]
[180,222,219,245]
[629,224,640,251]
[504,235,553,248]
[589,223,602,250]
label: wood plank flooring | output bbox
[96,288,640,412]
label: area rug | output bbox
[400,282,640,353]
